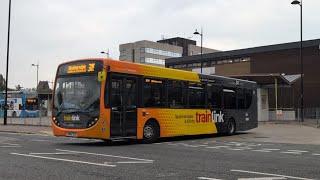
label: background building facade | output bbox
[119,37,218,66]
[166,39,320,120]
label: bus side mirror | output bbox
[98,71,106,82]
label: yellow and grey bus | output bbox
[52,58,257,143]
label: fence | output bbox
[269,108,320,121]
[296,108,320,120]
[0,116,51,126]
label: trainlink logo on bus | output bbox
[64,115,80,121]
[196,110,224,123]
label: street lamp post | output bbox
[291,0,304,122]
[32,63,39,91]
[194,28,203,73]
[101,49,109,58]
[31,63,40,119]
[4,0,12,125]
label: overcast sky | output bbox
[1,0,320,89]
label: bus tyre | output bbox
[226,120,236,136]
[12,111,17,118]
[142,121,159,144]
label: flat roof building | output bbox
[119,37,218,66]
[166,38,320,120]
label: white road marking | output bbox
[1,146,21,148]
[198,177,223,180]
[116,161,153,164]
[237,147,253,150]
[312,153,320,156]
[197,145,208,147]
[206,146,230,149]
[238,177,286,180]
[11,153,116,167]
[0,142,20,146]
[231,169,315,180]
[280,152,301,154]
[29,152,78,155]
[30,139,50,142]
[260,149,280,151]
[252,150,271,153]
[56,149,154,162]
[286,150,309,153]
[179,143,199,147]
[227,148,245,151]
[167,143,179,146]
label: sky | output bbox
[0,0,320,89]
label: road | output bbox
[0,132,319,180]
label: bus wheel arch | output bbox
[142,118,160,144]
[226,118,236,136]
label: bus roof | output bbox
[60,58,257,84]
[60,58,201,82]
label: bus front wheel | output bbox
[142,121,159,144]
[226,119,236,136]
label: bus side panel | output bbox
[52,109,111,139]
[137,108,218,139]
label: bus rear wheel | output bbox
[142,121,159,144]
[226,120,236,136]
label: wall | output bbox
[251,46,320,108]
[257,88,269,121]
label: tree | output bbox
[15,84,23,91]
[0,74,6,91]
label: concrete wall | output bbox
[257,88,269,121]
[269,110,296,121]
[0,117,52,126]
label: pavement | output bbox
[0,119,320,145]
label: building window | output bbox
[120,50,127,56]
[141,47,182,58]
[140,57,145,63]
[227,59,233,63]
[242,57,251,62]
[143,57,165,65]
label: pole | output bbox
[300,1,304,122]
[4,0,12,125]
[275,77,278,121]
[36,64,39,91]
[200,28,203,74]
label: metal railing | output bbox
[296,108,320,120]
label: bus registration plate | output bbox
[66,132,78,137]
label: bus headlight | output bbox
[87,117,99,128]
[53,117,61,127]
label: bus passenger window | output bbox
[168,80,187,108]
[189,83,205,108]
[143,78,165,107]
[237,88,245,109]
[223,88,236,109]
[245,89,253,109]
[207,84,222,109]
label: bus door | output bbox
[110,74,137,137]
